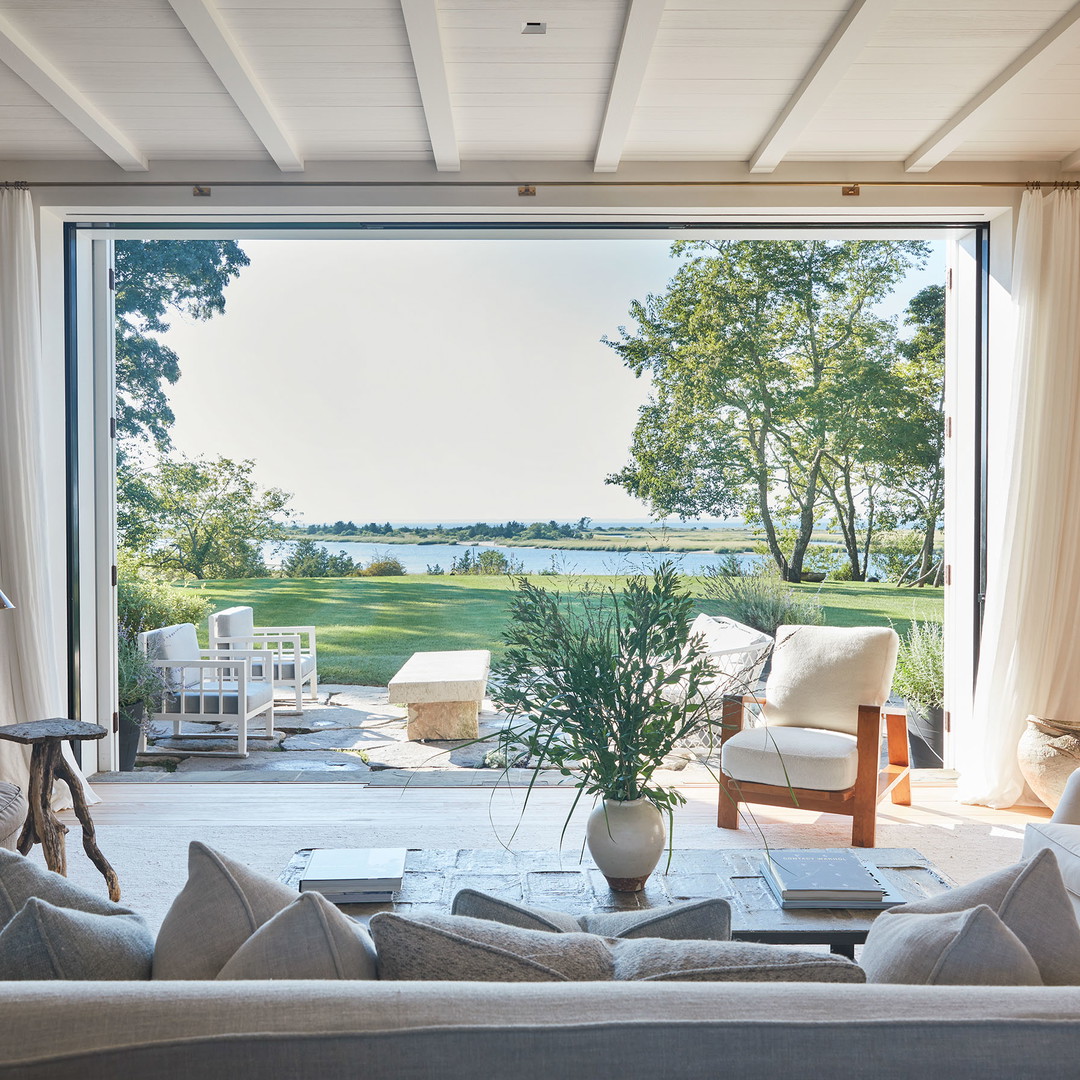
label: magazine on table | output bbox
[760,850,892,905]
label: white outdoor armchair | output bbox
[209,606,318,714]
[137,622,276,758]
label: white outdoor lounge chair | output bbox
[209,606,318,714]
[137,622,275,758]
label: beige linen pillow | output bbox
[861,905,1042,986]
[370,911,614,982]
[0,898,154,981]
[0,847,124,921]
[885,849,1080,985]
[216,892,378,980]
[451,889,731,940]
[610,937,865,982]
[153,841,298,980]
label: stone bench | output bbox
[388,650,491,741]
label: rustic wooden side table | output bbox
[0,719,120,902]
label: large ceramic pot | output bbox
[1017,716,1080,810]
[586,797,666,893]
[118,703,144,773]
[906,703,945,769]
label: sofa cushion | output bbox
[451,889,731,940]
[0,847,128,923]
[1022,821,1080,920]
[216,892,377,981]
[370,911,614,982]
[860,905,1043,986]
[610,937,865,982]
[153,842,298,980]
[721,725,860,790]
[886,849,1080,986]
[0,784,26,850]
[0,898,153,980]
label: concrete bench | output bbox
[388,650,491,741]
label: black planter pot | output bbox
[906,702,945,769]
[118,703,144,772]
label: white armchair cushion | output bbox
[764,624,898,736]
[212,607,255,641]
[141,624,203,689]
[721,726,860,791]
[250,655,316,682]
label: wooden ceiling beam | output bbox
[167,0,304,173]
[594,0,667,174]
[400,0,459,173]
[907,0,1080,173]
[749,0,893,175]
[0,11,147,171]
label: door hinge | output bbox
[945,416,952,438]
[944,710,951,733]
[111,565,117,587]
[112,711,119,734]
[109,416,116,439]
[108,267,115,291]
[947,267,953,290]
[944,564,952,585]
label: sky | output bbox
[159,236,945,525]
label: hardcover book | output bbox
[299,848,406,893]
[760,850,885,902]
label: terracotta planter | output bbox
[118,703,144,773]
[1017,716,1080,810]
[586,797,666,893]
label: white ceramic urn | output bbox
[585,797,666,892]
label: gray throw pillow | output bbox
[0,847,124,922]
[370,911,614,982]
[217,892,378,981]
[153,841,298,980]
[0,898,153,980]
[610,937,865,982]
[451,888,731,941]
[860,905,1043,986]
[885,849,1080,985]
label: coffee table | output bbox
[281,846,953,958]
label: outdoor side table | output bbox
[0,719,120,901]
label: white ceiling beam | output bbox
[0,11,147,171]
[167,0,303,173]
[749,0,893,175]
[594,0,667,174]
[906,1,1080,173]
[400,0,459,173]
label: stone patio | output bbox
[92,685,706,787]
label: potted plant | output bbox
[892,620,945,769]
[490,563,717,892]
[117,631,163,772]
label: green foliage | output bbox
[872,529,925,584]
[893,620,944,711]
[117,633,166,710]
[699,562,825,636]
[449,548,525,575]
[359,556,406,577]
[126,455,291,580]
[117,558,212,636]
[282,539,357,578]
[426,563,445,575]
[490,565,716,813]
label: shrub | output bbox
[699,563,824,637]
[450,548,525,575]
[117,555,212,636]
[283,538,330,577]
[360,556,406,577]
[426,563,445,575]
[893,620,944,711]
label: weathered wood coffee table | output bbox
[388,650,491,741]
[282,847,953,958]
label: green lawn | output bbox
[182,574,944,687]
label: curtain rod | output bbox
[8,178,1078,190]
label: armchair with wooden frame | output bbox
[716,624,910,848]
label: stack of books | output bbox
[760,850,902,910]
[298,848,407,904]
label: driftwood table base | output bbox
[0,719,120,902]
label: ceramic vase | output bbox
[586,797,666,893]
[1017,716,1080,810]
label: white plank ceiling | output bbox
[2,0,1080,172]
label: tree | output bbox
[114,240,250,455]
[130,455,291,580]
[606,239,928,581]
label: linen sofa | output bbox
[2,981,1080,1079]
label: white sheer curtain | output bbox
[959,187,1080,808]
[0,183,96,808]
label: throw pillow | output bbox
[0,847,124,922]
[370,911,614,982]
[153,841,298,980]
[860,905,1043,986]
[610,937,865,982]
[885,849,1080,985]
[0,898,154,980]
[451,889,731,940]
[216,892,378,980]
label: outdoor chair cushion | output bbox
[161,679,273,716]
[0,784,26,850]
[860,905,1043,986]
[216,892,377,981]
[213,607,256,640]
[369,912,615,982]
[142,623,204,689]
[153,842,297,980]
[764,624,898,735]
[250,655,316,683]
[451,890,732,941]
[880,849,1080,986]
[721,725,860,791]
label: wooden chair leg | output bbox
[886,711,912,806]
[852,704,881,847]
[717,782,740,830]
